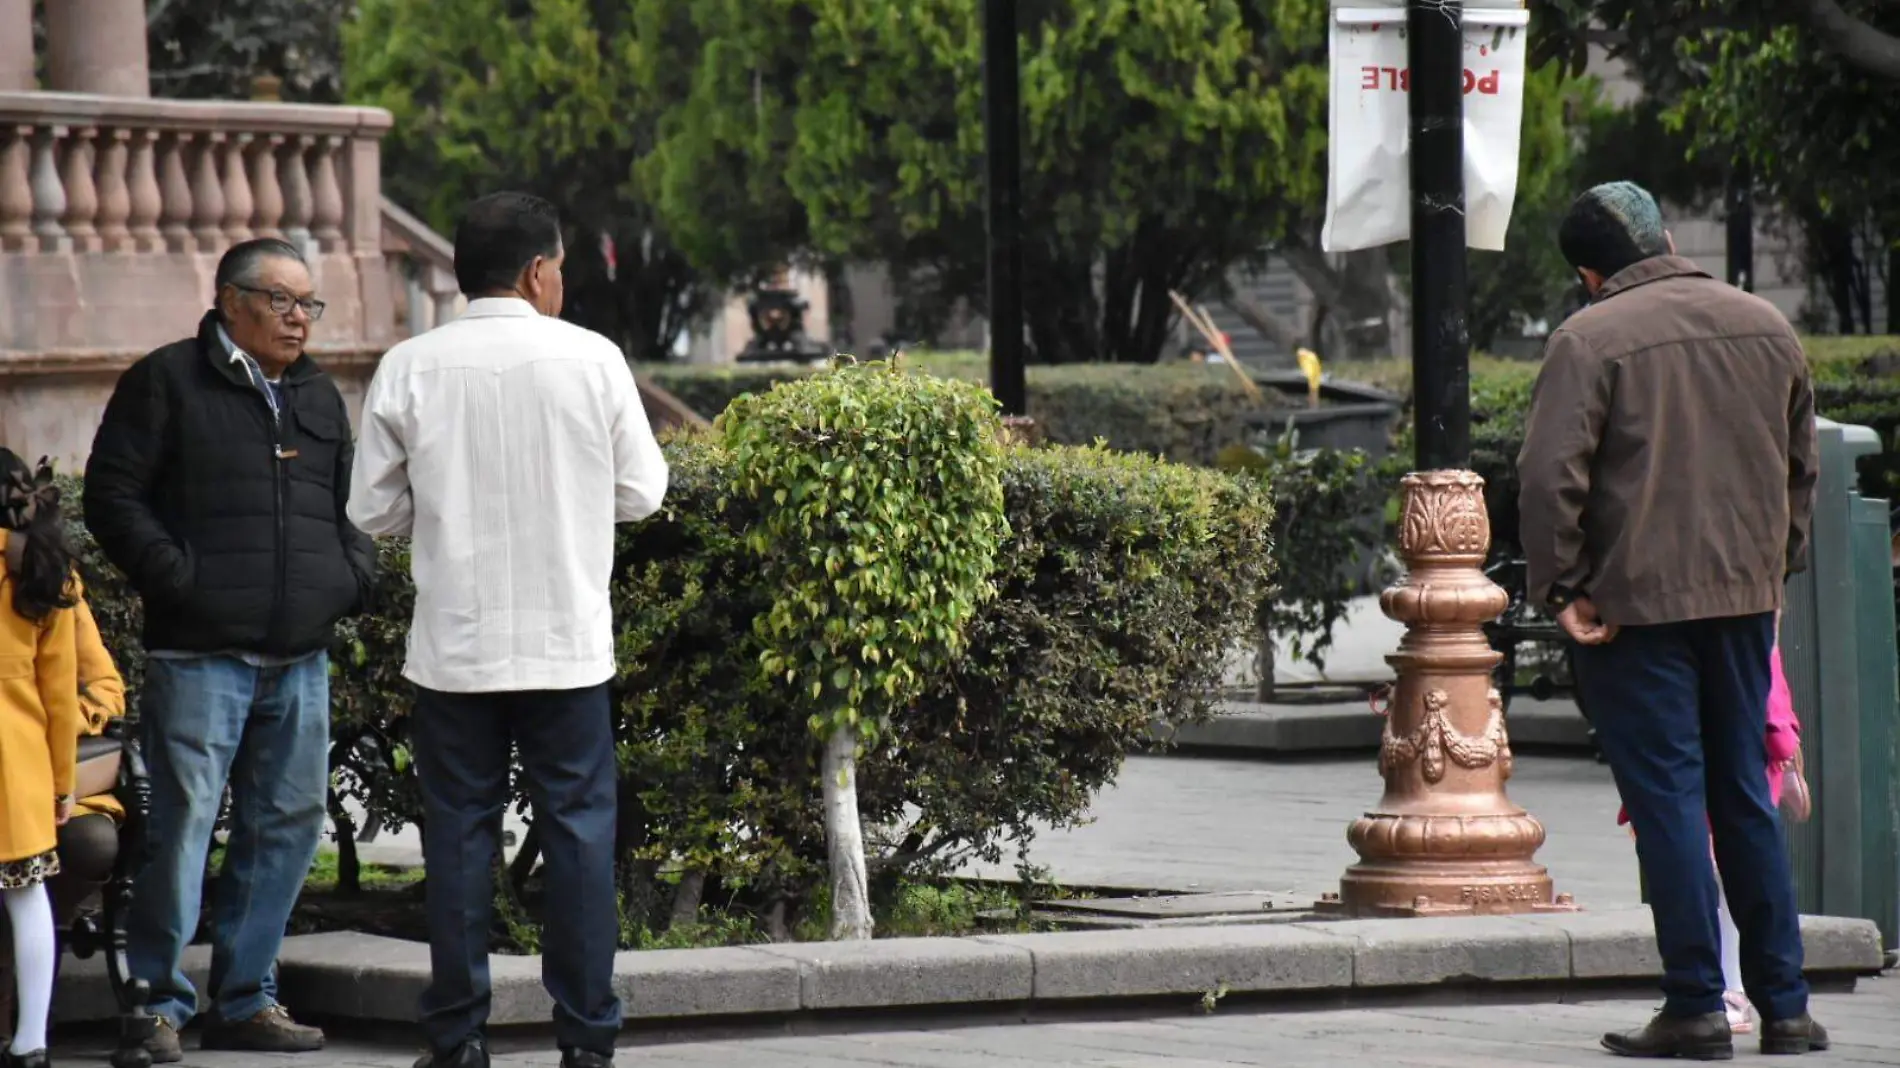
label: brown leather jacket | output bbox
[1517,256,1818,627]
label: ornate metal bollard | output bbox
[1321,470,1577,917]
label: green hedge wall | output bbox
[65,436,1273,932]
[652,354,1292,468]
[653,340,1899,492]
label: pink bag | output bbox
[1615,643,1808,827]
[1765,645,1810,822]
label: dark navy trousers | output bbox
[1572,612,1807,1020]
[410,683,622,1056]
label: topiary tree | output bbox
[719,361,1008,938]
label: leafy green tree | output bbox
[720,363,1008,938]
[1671,17,1899,332]
[345,0,711,360]
[1533,0,1898,333]
[636,0,1332,365]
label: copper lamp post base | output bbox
[1319,470,1577,918]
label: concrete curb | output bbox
[56,908,1884,1026]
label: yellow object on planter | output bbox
[1297,348,1323,408]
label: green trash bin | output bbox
[1780,418,1900,952]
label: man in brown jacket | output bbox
[1519,182,1823,1059]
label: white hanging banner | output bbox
[1321,6,1531,253]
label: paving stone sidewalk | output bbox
[54,978,1900,1066]
[959,753,1638,909]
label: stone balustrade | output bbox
[0,91,389,261]
[0,91,397,468]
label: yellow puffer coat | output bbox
[0,532,80,864]
[74,592,128,821]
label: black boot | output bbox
[1601,1011,1734,1060]
[1760,1014,1830,1055]
[413,1038,489,1068]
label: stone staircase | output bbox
[1199,254,1305,371]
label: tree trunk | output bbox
[329,791,361,898]
[668,869,708,931]
[1281,245,1394,361]
[822,727,874,940]
[1803,0,1900,81]
[508,819,543,897]
[1889,246,1899,335]
[1255,633,1277,703]
[764,896,794,942]
[1224,272,1305,354]
[616,857,664,933]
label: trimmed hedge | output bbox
[653,337,1898,489]
[650,354,1296,468]
[64,433,1273,936]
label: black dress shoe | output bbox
[413,1038,489,1068]
[561,1048,613,1068]
[1601,1011,1734,1060]
[1,1050,51,1068]
[1761,1014,1830,1055]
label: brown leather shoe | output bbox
[1761,1014,1830,1055]
[1601,1011,1735,1060]
[142,1017,184,1064]
[200,1003,325,1053]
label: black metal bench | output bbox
[1481,547,1603,760]
[62,719,159,1068]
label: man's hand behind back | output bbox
[1559,597,1619,646]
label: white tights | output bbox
[1718,877,1745,994]
[3,883,55,1054]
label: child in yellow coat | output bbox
[0,451,83,1068]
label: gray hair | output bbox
[214,237,308,293]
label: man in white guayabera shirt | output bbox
[347,192,668,1068]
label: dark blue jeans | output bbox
[128,653,330,1029]
[410,684,622,1057]
[1572,612,1807,1021]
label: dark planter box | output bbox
[1242,375,1403,592]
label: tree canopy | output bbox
[345,0,710,360]
[636,0,1334,364]
[1533,0,1897,333]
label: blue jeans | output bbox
[411,684,622,1057]
[1573,613,1808,1021]
[128,653,330,1029]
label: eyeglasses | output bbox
[232,283,326,321]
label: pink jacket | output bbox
[1763,644,1801,805]
[1617,645,1801,825]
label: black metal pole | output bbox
[1408,0,1470,472]
[984,0,1026,417]
[1726,157,1754,292]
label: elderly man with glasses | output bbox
[83,237,377,1062]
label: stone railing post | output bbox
[279,135,314,252]
[188,131,227,253]
[345,134,383,259]
[309,135,345,253]
[221,132,255,244]
[29,126,69,253]
[95,128,133,252]
[156,131,194,254]
[249,134,285,239]
[0,123,31,251]
[59,126,101,253]
[126,129,162,252]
